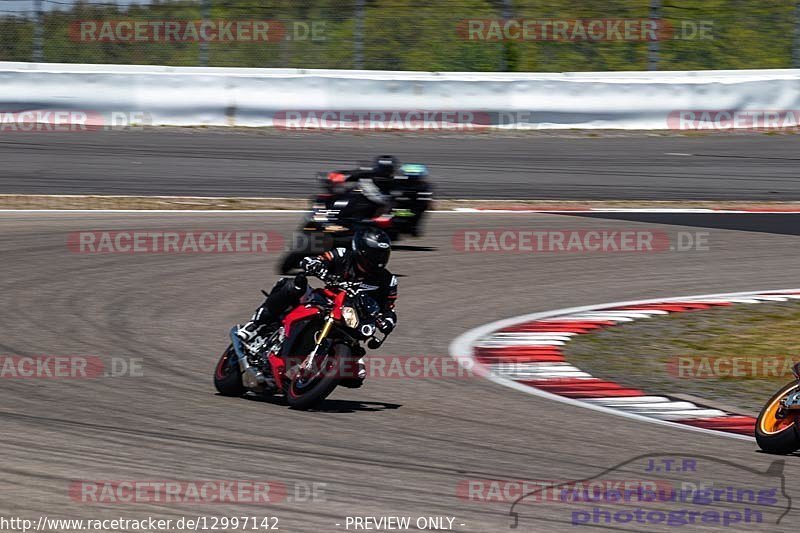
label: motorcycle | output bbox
[213,277,387,409]
[278,163,432,274]
[756,362,800,453]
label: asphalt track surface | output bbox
[3,211,800,532]
[2,130,800,199]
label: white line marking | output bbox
[616,401,700,412]
[477,339,566,347]
[491,332,578,338]
[569,311,659,319]
[486,333,572,343]
[504,371,594,379]
[498,368,585,374]
[644,409,728,420]
[564,314,636,322]
[488,362,574,368]
[583,396,672,404]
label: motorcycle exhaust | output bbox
[229,326,268,392]
[229,327,252,374]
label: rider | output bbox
[350,155,430,237]
[237,227,398,347]
[345,155,401,211]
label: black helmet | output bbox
[372,155,400,178]
[352,227,391,271]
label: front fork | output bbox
[300,315,335,373]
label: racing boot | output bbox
[340,348,367,389]
[236,304,274,352]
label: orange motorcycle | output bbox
[756,362,800,454]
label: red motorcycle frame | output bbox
[214,280,385,409]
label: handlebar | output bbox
[307,272,389,343]
[321,276,363,296]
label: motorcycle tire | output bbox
[213,344,247,396]
[286,344,349,410]
[756,381,800,454]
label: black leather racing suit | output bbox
[248,247,398,332]
[338,168,393,211]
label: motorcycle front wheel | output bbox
[286,344,350,409]
[756,381,800,454]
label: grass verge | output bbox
[562,301,800,415]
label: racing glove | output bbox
[376,311,397,334]
[301,256,328,280]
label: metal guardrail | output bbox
[1,62,799,130]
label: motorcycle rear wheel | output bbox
[756,381,800,454]
[213,345,246,396]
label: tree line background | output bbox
[0,0,797,71]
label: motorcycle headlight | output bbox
[341,306,359,328]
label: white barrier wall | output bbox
[1,62,800,129]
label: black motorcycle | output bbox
[278,163,432,274]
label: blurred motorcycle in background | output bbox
[278,162,432,273]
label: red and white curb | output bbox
[450,289,800,442]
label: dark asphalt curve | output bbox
[570,212,800,236]
[1,130,800,199]
[2,212,800,532]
